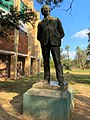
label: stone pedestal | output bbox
[23,81,74,120]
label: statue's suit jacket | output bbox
[37,16,65,47]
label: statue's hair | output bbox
[41,5,50,13]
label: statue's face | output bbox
[41,5,50,16]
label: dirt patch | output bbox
[0,77,90,120]
[71,83,90,120]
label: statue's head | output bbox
[41,5,50,16]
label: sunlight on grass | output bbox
[67,69,90,75]
[0,68,90,120]
[38,69,90,85]
[63,69,90,84]
[0,69,90,94]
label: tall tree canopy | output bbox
[0,0,75,39]
[65,45,70,60]
[0,5,37,39]
[37,0,74,11]
[76,46,86,69]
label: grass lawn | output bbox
[0,68,90,120]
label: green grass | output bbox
[63,69,90,84]
[0,75,40,94]
[0,68,90,120]
[64,69,90,73]
[38,69,90,84]
[64,73,90,84]
[0,69,90,95]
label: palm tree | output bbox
[65,45,70,60]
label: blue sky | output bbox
[34,0,90,59]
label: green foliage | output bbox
[41,58,55,69]
[0,5,37,30]
[65,45,70,60]
[61,53,67,62]
[87,44,90,51]
[63,59,72,70]
[65,45,70,51]
[87,28,90,42]
[86,62,90,69]
[0,0,75,40]
[50,58,54,68]
[1,6,19,30]
[37,0,63,10]
[20,8,37,26]
[76,46,87,69]
[0,5,37,40]
[37,0,74,11]
[86,28,90,59]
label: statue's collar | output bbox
[43,16,53,22]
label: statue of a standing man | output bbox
[37,5,65,86]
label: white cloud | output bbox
[63,51,76,59]
[71,29,89,38]
[80,44,86,47]
[69,51,76,56]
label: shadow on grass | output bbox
[43,71,90,85]
[0,74,42,93]
[64,72,90,84]
[0,71,89,94]
[10,94,23,114]
[0,71,90,119]
[9,71,43,115]
[72,94,90,120]
[0,74,42,116]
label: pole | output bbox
[14,29,19,79]
[14,0,20,79]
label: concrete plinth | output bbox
[23,83,74,120]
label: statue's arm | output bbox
[37,23,41,41]
[57,18,65,39]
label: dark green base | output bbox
[23,86,74,120]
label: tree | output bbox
[65,45,70,60]
[60,47,63,54]
[76,46,82,68]
[0,5,37,39]
[86,28,90,67]
[0,0,75,40]
[87,28,90,52]
[60,47,72,70]
[37,0,75,11]
[76,46,86,69]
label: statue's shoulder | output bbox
[55,17,60,21]
[38,20,43,26]
[51,17,59,21]
[49,16,56,20]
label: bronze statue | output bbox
[37,5,65,86]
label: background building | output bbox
[0,0,41,79]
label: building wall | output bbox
[0,0,41,79]
[0,31,28,54]
[18,32,28,54]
